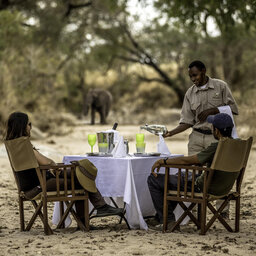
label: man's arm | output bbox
[151,154,200,176]
[163,123,192,138]
[223,84,239,115]
[198,107,219,122]
[164,89,194,138]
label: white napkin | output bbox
[111,135,127,158]
[157,135,171,155]
[218,106,238,139]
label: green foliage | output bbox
[0,11,29,52]
[134,82,178,110]
[154,0,256,32]
[0,0,256,131]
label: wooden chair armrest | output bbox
[159,163,212,172]
[37,164,77,196]
[161,164,215,198]
[39,163,74,170]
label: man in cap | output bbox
[148,113,237,230]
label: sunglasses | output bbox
[28,122,32,127]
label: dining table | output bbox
[52,153,188,230]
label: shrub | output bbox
[133,82,178,111]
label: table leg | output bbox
[109,197,130,230]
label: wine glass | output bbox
[88,134,97,153]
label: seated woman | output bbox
[5,111,122,218]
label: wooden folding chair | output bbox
[4,136,89,235]
[161,137,253,235]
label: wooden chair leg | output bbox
[197,204,201,230]
[26,201,43,231]
[163,201,168,232]
[19,197,25,231]
[177,202,200,228]
[200,201,207,235]
[59,201,65,229]
[29,201,52,234]
[43,198,52,235]
[57,201,75,229]
[69,204,86,231]
[84,199,89,231]
[207,200,233,232]
[163,167,169,232]
[235,197,240,232]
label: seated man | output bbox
[147,113,238,230]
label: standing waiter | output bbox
[164,60,238,218]
[164,60,238,155]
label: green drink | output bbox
[98,143,108,153]
[136,142,146,153]
[136,133,145,143]
[88,134,96,153]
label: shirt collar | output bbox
[194,77,214,92]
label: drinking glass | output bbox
[136,142,146,153]
[136,133,145,143]
[98,143,108,153]
[88,134,97,153]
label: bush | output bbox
[133,82,178,111]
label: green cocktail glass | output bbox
[136,133,145,143]
[88,134,97,153]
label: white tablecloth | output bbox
[52,154,183,230]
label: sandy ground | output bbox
[0,122,255,256]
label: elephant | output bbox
[84,88,113,125]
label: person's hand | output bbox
[151,159,163,177]
[198,108,219,122]
[163,131,171,138]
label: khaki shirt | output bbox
[180,77,238,130]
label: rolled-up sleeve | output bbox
[179,90,195,125]
[223,84,239,115]
[197,143,217,165]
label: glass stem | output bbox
[91,146,93,153]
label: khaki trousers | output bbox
[188,130,229,213]
[188,130,217,156]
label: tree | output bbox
[154,0,256,90]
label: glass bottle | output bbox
[140,124,167,135]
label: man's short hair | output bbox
[214,126,233,137]
[188,60,206,71]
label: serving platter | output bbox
[86,152,113,157]
[133,152,161,157]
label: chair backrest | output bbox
[4,136,39,172]
[210,137,253,172]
